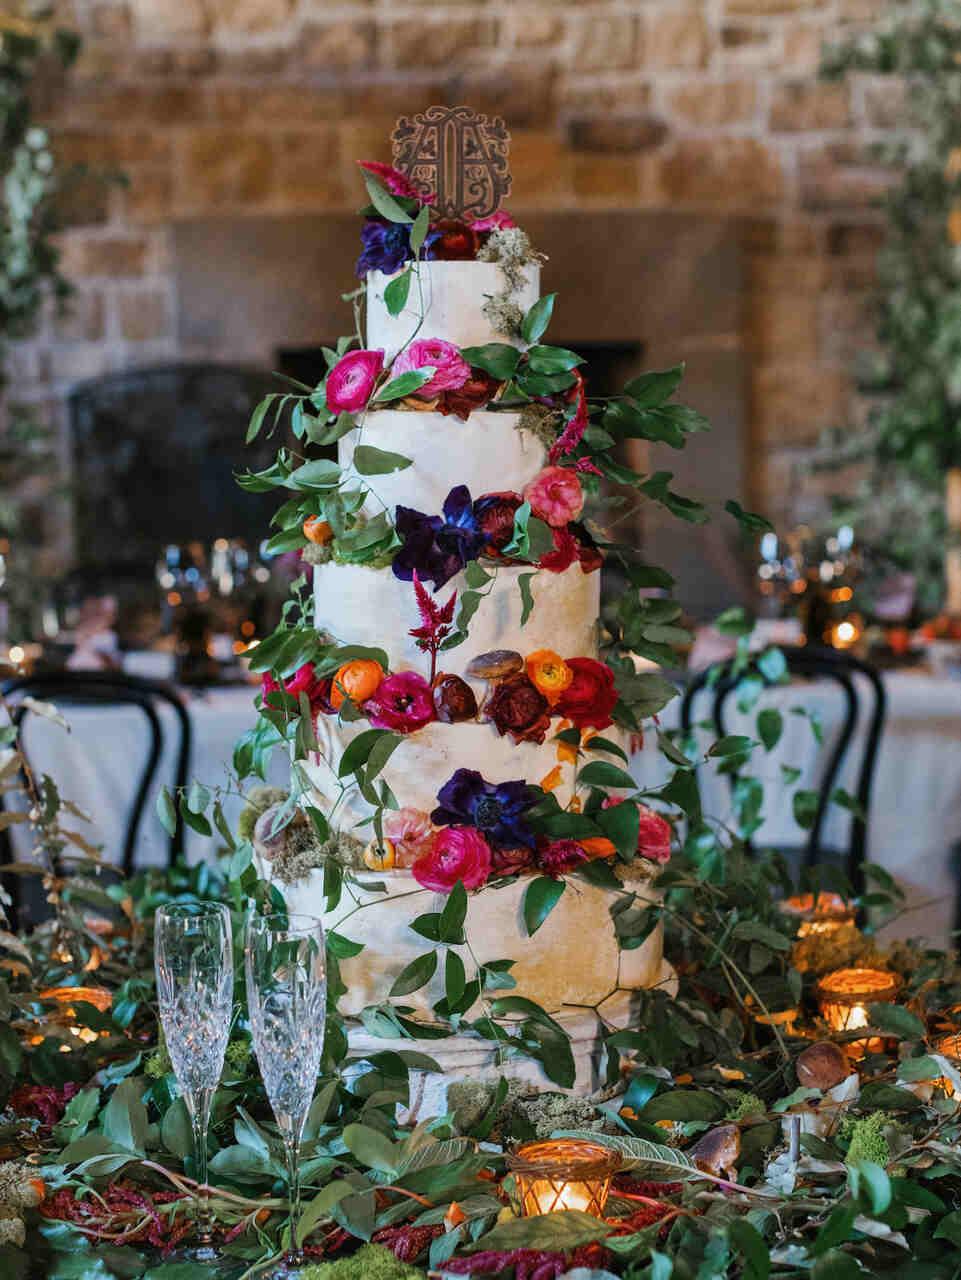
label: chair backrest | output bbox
[680,645,886,887]
[0,672,192,923]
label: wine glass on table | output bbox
[154,902,233,1262]
[245,913,327,1277]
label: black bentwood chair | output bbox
[0,672,192,927]
[680,646,886,893]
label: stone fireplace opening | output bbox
[171,209,747,618]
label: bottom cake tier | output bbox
[271,865,669,1017]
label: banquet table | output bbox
[9,670,961,948]
[634,667,961,949]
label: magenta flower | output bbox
[365,670,435,733]
[523,465,584,528]
[471,211,518,232]
[392,338,471,398]
[326,349,385,414]
[412,825,492,892]
[537,839,589,876]
[358,160,432,204]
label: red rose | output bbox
[554,657,618,730]
[262,664,333,715]
[539,526,579,573]
[439,370,501,421]
[426,218,478,261]
[474,491,523,556]
[484,672,552,744]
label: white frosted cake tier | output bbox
[306,717,631,829]
[367,260,540,361]
[313,560,600,672]
[346,409,546,514]
[273,867,666,1017]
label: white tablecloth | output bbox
[10,671,961,947]
[632,670,961,948]
[9,686,282,872]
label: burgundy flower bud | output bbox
[484,672,552,745]
[432,673,478,723]
[426,217,478,261]
[491,845,535,875]
[473,491,523,555]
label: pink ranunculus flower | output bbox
[471,211,518,232]
[326,349,385,414]
[412,825,492,892]
[358,160,432,204]
[392,338,471,398]
[523,465,584,528]
[383,807,437,867]
[365,670,435,733]
[602,798,672,864]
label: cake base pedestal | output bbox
[344,961,678,1125]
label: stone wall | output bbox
[11,0,896,560]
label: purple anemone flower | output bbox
[432,768,538,850]
[356,221,413,278]
[392,485,484,591]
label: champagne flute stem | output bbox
[284,1135,304,1265]
[190,1089,214,1242]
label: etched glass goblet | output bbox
[154,901,233,1261]
[245,913,326,1277]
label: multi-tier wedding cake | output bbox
[247,108,689,1107]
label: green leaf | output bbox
[757,647,788,683]
[732,920,791,951]
[554,1129,698,1179]
[459,343,522,381]
[640,1089,727,1123]
[715,606,753,637]
[934,1208,961,1247]
[525,344,584,374]
[342,1122,400,1175]
[523,876,566,936]
[353,445,412,475]
[597,800,640,860]
[464,561,492,588]
[439,881,468,942]
[578,760,636,790]
[853,1158,891,1215]
[156,786,176,837]
[327,930,364,959]
[707,734,757,758]
[296,1180,355,1247]
[757,708,783,751]
[624,364,684,407]
[585,735,628,763]
[246,393,276,444]
[856,1081,921,1111]
[518,572,536,627]
[101,1077,149,1154]
[374,367,435,403]
[831,787,866,822]
[466,1209,609,1254]
[793,789,819,830]
[366,731,403,781]
[445,950,466,1008]
[389,950,438,997]
[186,779,210,814]
[728,1219,770,1280]
[338,728,393,779]
[410,204,430,255]
[161,1097,192,1160]
[520,293,556,345]
[383,268,412,317]
[289,458,342,489]
[781,764,802,785]
[725,499,774,533]
[363,173,414,224]
[867,1002,925,1039]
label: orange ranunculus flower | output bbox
[540,765,563,792]
[331,658,384,709]
[527,649,573,706]
[579,836,616,860]
[303,516,334,544]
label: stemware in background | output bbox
[245,913,327,1277]
[154,902,233,1262]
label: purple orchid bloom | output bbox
[355,220,413,278]
[432,767,538,850]
[392,485,484,590]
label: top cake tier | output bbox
[366,260,540,360]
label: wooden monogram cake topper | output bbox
[391,105,512,221]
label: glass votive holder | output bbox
[507,1138,621,1218]
[781,892,856,937]
[817,967,901,1054]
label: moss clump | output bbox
[790,924,887,976]
[145,1028,172,1080]
[516,402,561,453]
[271,826,367,886]
[224,1038,252,1074]
[449,1078,616,1141]
[478,227,547,292]
[724,1092,766,1123]
[303,542,333,566]
[482,294,524,339]
[300,1243,421,1280]
[841,1111,890,1166]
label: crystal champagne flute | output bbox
[245,913,326,1277]
[154,901,233,1261]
